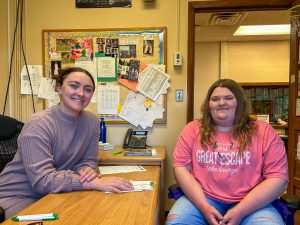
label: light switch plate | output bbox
[176,89,184,102]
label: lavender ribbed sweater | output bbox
[0,105,100,219]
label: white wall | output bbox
[225,41,289,82]
[194,42,220,119]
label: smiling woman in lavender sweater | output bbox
[0,67,133,220]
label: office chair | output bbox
[0,114,24,222]
[168,184,300,225]
[0,115,24,172]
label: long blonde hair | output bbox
[200,79,257,154]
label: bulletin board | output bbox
[42,27,167,124]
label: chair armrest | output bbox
[168,184,184,200]
[280,194,300,212]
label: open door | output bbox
[187,0,299,197]
[288,0,300,196]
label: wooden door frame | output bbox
[187,0,293,123]
[187,0,299,194]
[288,0,300,194]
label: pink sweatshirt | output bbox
[173,120,289,203]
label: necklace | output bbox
[213,140,234,150]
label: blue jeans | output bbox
[166,196,285,225]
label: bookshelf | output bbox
[240,82,289,130]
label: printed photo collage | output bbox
[49,36,155,85]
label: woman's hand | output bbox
[200,203,223,225]
[78,167,98,183]
[83,176,134,193]
[220,207,243,225]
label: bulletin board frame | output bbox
[42,27,167,125]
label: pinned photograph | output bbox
[143,40,154,56]
[128,59,140,81]
[119,45,130,58]
[105,47,111,56]
[97,43,104,53]
[118,59,130,79]
[129,45,136,57]
[51,61,61,79]
[106,38,112,47]
[96,37,105,45]
[111,38,119,48]
[119,45,136,58]
[111,48,118,57]
[56,39,72,52]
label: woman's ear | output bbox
[57,85,62,94]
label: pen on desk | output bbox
[113,150,122,155]
[11,213,58,221]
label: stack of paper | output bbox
[124,148,157,156]
[131,181,155,191]
[99,142,114,150]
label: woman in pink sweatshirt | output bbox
[166,79,288,225]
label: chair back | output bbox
[0,115,24,172]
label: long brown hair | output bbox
[200,79,256,154]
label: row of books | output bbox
[244,87,288,99]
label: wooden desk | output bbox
[1,166,160,225]
[99,146,166,225]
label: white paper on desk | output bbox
[21,65,42,95]
[97,85,120,114]
[38,77,56,100]
[131,181,154,191]
[99,165,146,174]
[119,92,146,127]
[137,65,170,101]
[104,181,154,193]
[75,60,97,103]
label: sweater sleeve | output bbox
[19,117,83,194]
[73,114,100,174]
